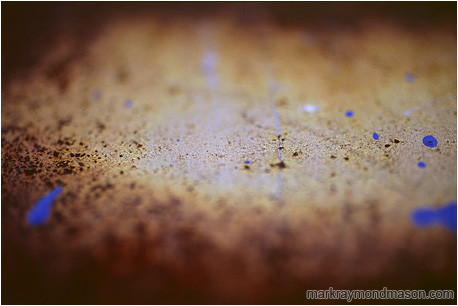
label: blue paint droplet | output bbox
[412,201,457,232]
[244,160,250,164]
[176,139,180,142]
[372,133,379,140]
[27,186,63,226]
[417,161,426,168]
[345,110,353,117]
[405,72,414,83]
[124,99,133,109]
[422,135,438,147]
[92,90,101,100]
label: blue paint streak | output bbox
[437,202,457,231]
[124,99,133,109]
[422,135,438,147]
[417,161,426,168]
[92,90,101,101]
[244,160,250,164]
[405,72,414,83]
[412,207,437,227]
[372,133,379,140]
[345,110,354,117]
[27,186,63,226]
[412,201,457,232]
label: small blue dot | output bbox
[372,133,379,140]
[176,139,180,142]
[422,135,438,147]
[345,110,353,117]
[417,161,426,168]
[405,72,414,83]
[124,99,133,109]
[244,160,250,164]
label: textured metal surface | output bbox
[2,3,456,304]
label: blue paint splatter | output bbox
[345,110,354,117]
[92,90,101,100]
[412,201,457,232]
[422,135,438,147]
[405,72,414,83]
[372,133,379,140]
[244,160,250,164]
[124,99,133,109]
[417,161,426,168]
[176,139,180,142]
[27,186,63,226]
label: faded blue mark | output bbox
[124,99,133,109]
[412,201,457,232]
[268,80,283,162]
[405,72,414,83]
[262,44,284,206]
[275,171,284,206]
[202,50,219,89]
[244,160,250,164]
[372,133,379,140]
[422,135,438,147]
[417,161,426,168]
[298,104,320,114]
[345,110,354,117]
[202,50,217,73]
[27,186,63,226]
[404,94,452,116]
[301,31,317,47]
[404,107,418,116]
[92,90,101,101]
[202,48,219,118]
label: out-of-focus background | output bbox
[3,2,456,82]
[2,2,457,304]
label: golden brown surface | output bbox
[2,3,457,304]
